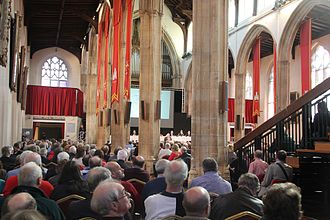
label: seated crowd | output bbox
[0,138,302,220]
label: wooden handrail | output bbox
[234,77,330,151]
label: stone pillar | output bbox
[234,73,245,141]
[111,5,131,149]
[191,0,228,177]
[277,60,290,112]
[138,0,163,172]
[86,74,98,144]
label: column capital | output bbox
[139,0,163,16]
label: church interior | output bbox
[0,0,329,219]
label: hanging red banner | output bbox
[300,18,311,94]
[103,7,110,108]
[252,38,260,117]
[124,0,133,100]
[273,42,277,113]
[96,19,103,114]
[111,0,122,104]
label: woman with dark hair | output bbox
[50,161,89,201]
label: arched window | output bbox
[311,45,330,88]
[41,57,68,87]
[268,65,275,118]
[245,72,253,100]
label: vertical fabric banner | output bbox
[273,42,277,113]
[124,0,133,100]
[96,19,103,114]
[300,18,311,94]
[252,38,260,118]
[103,7,110,108]
[111,0,122,104]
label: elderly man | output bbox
[182,187,211,220]
[91,180,132,219]
[209,173,263,220]
[68,167,112,219]
[190,158,232,195]
[144,159,188,220]
[248,150,268,182]
[11,162,64,219]
[123,155,150,183]
[3,151,54,197]
[141,159,169,202]
[1,192,37,216]
[105,161,140,211]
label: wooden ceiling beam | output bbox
[55,0,66,46]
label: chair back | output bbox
[127,178,146,193]
[224,211,261,220]
[56,194,86,218]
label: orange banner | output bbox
[124,0,133,100]
[103,7,110,108]
[252,38,260,117]
[96,19,103,114]
[111,0,122,104]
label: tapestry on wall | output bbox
[0,0,11,67]
[9,13,21,92]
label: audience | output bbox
[117,149,130,169]
[209,173,263,220]
[68,167,112,219]
[11,162,65,219]
[190,158,232,195]
[144,159,188,220]
[0,146,16,172]
[168,144,181,161]
[248,150,268,182]
[2,209,46,220]
[262,182,302,220]
[182,187,211,220]
[158,143,172,159]
[91,180,132,219]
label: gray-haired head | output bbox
[91,180,131,216]
[87,167,112,192]
[89,156,102,169]
[164,159,188,187]
[57,152,70,163]
[238,173,260,196]
[24,152,42,166]
[18,162,42,187]
[155,159,170,175]
[18,151,33,166]
[254,150,263,159]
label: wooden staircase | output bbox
[233,78,330,219]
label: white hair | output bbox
[117,149,128,160]
[18,162,42,187]
[57,152,70,163]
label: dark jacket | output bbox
[209,187,263,220]
[141,176,167,202]
[12,185,65,220]
[68,197,101,219]
[123,167,150,183]
[50,180,90,201]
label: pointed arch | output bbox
[277,0,330,110]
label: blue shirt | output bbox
[190,171,232,195]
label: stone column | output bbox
[277,60,290,112]
[86,74,98,144]
[234,73,245,141]
[191,0,228,177]
[138,0,163,172]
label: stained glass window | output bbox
[41,57,68,87]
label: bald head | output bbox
[133,155,145,168]
[183,187,210,217]
[105,161,125,180]
[7,192,37,212]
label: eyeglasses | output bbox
[116,189,131,201]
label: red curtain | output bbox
[300,18,312,94]
[227,98,257,124]
[253,38,260,118]
[26,85,83,117]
